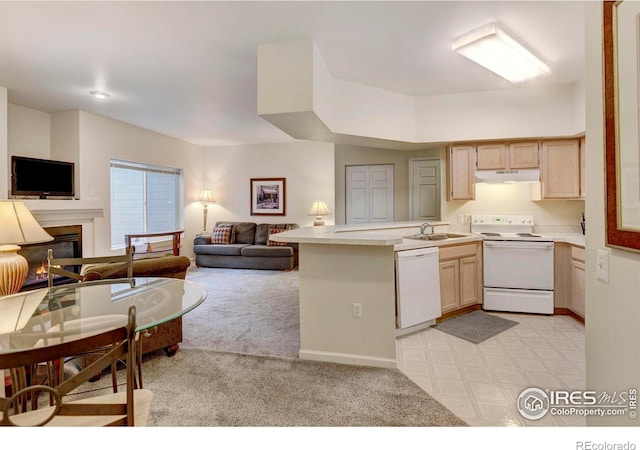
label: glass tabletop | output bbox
[0,277,207,354]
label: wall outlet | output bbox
[464,214,471,223]
[596,248,610,284]
[352,303,363,318]
[457,214,465,223]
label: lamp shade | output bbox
[0,201,53,245]
[199,189,215,204]
[308,201,331,216]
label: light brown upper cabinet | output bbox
[476,143,507,170]
[447,144,475,201]
[509,142,540,169]
[476,141,539,170]
[537,139,582,199]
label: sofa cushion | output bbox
[193,243,249,256]
[267,224,291,246]
[211,224,235,244]
[241,245,293,258]
[216,221,256,244]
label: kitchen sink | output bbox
[403,233,468,241]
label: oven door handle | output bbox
[483,241,554,250]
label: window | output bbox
[110,159,183,249]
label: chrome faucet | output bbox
[420,222,434,235]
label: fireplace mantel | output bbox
[19,199,105,257]
[21,199,104,223]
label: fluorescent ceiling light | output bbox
[452,23,550,83]
[89,90,110,99]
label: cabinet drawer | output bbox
[571,245,585,263]
[439,243,478,260]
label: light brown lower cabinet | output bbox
[570,246,586,318]
[439,242,482,315]
[554,243,585,320]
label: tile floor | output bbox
[396,312,586,427]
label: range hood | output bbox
[475,169,540,183]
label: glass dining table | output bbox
[0,277,207,354]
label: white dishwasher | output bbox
[395,247,441,335]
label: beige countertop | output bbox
[272,223,586,249]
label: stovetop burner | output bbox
[471,215,553,242]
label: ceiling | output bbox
[0,1,586,147]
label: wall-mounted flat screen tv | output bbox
[11,156,75,199]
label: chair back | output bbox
[47,247,134,288]
[0,306,140,426]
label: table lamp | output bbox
[308,201,331,226]
[0,201,53,296]
[199,189,216,233]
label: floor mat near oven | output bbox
[435,310,518,344]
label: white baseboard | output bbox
[299,349,397,369]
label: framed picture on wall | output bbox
[603,0,640,252]
[250,178,286,216]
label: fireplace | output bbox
[17,225,83,291]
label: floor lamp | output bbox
[0,201,53,296]
[199,189,216,233]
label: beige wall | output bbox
[585,2,640,426]
[77,111,204,256]
[0,87,7,199]
[335,144,585,228]
[334,144,441,225]
[7,103,51,160]
[203,141,335,228]
[443,183,585,229]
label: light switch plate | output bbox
[596,248,610,283]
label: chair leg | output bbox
[136,333,143,389]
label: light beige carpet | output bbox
[81,267,466,426]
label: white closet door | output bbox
[410,159,440,221]
[346,165,394,224]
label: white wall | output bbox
[257,40,586,147]
[202,141,335,228]
[7,103,51,160]
[415,85,583,142]
[585,2,640,426]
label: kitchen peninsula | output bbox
[271,222,480,368]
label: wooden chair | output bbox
[47,247,134,288]
[0,306,153,426]
[46,248,136,391]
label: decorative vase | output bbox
[0,245,28,296]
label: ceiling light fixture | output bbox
[452,23,550,83]
[89,90,110,99]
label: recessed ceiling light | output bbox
[89,90,110,99]
[452,23,550,83]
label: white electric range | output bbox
[471,215,554,314]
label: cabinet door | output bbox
[570,259,585,318]
[439,259,459,314]
[476,143,507,170]
[541,140,581,199]
[447,145,475,201]
[509,142,539,169]
[459,255,479,307]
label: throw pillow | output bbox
[267,224,290,247]
[211,224,235,245]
